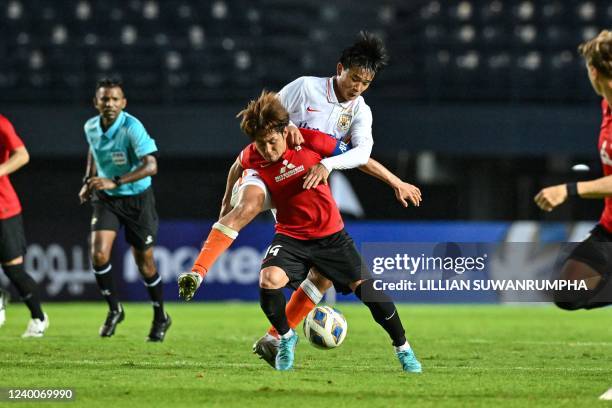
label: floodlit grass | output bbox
[1,302,611,407]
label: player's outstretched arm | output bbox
[0,146,29,177]
[359,158,422,207]
[535,175,612,212]
[220,158,244,218]
[573,175,612,199]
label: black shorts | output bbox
[0,214,27,263]
[560,224,612,306]
[261,230,371,294]
[566,224,612,277]
[91,188,158,250]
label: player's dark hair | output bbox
[236,90,289,141]
[339,31,389,74]
[579,30,612,78]
[95,77,125,94]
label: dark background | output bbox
[2,0,610,222]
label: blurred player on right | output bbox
[535,30,612,310]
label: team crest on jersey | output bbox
[337,113,352,131]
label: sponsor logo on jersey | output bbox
[337,113,352,131]
[306,106,321,112]
[275,159,304,182]
[279,159,296,174]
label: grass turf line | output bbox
[0,303,611,407]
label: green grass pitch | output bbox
[1,302,611,407]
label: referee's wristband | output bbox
[566,182,579,197]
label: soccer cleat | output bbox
[147,313,172,342]
[0,289,9,328]
[22,313,49,338]
[275,330,298,371]
[252,333,280,368]
[396,348,422,373]
[177,271,202,301]
[99,306,125,337]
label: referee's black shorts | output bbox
[91,188,158,250]
[261,229,371,294]
[0,214,27,263]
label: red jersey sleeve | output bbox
[0,115,24,151]
[299,128,348,158]
[239,143,256,169]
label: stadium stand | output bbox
[1,0,611,103]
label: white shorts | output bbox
[230,169,274,212]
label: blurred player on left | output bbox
[0,114,49,337]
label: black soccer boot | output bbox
[147,313,171,342]
[99,305,125,337]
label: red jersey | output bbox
[239,128,347,240]
[0,115,24,220]
[599,99,612,232]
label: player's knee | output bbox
[259,267,287,289]
[2,256,23,266]
[91,250,110,266]
[349,279,366,292]
[132,250,156,277]
[234,199,262,219]
[307,269,332,292]
[137,261,156,278]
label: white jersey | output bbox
[278,76,373,172]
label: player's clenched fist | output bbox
[88,176,117,191]
[534,184,568,212]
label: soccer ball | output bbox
[302,306,348,349]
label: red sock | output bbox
[192,224,236,278]
[267,287,316,337]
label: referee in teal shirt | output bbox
[79,79,170,342]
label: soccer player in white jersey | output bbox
[178,31,422,367]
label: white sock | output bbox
[280,329,294,339]
[394,341,411,352]
[300,278,323,304]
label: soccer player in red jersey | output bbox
[535,30,612,310]
[224,32,422,366]
[179,92,422,372]
[0,114,48,337]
